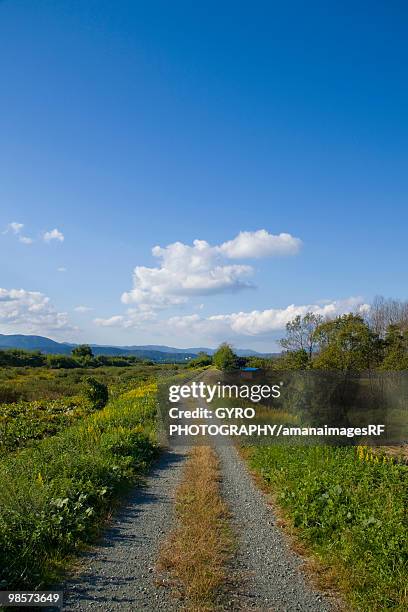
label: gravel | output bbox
[63,449,186,611]
[216,442,335,611]
[63,374,338,611]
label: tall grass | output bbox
[0,384,158,588]
[249,445,407,611]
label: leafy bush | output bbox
[83,377,109,409]
[46,354,80,369]
[187,352,213,368]
[0,349,46,368]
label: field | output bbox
[0,363,179,403]
[0,363,175,588]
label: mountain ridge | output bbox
[0,334,274,361]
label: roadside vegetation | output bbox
[158,446,233,610]
[248,445,407,611]
[237,296,408,611]
[0,363,163,589]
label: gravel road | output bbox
[64,372,337,611]
[217,442,335,611]
[64,449,186,611]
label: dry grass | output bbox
[378,444,408,463]
[158,445,233,610]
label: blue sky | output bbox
[1,1,407,350]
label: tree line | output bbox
[0,344,153,369]
[210,296,408,371]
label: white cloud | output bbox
[122,230,300,311]
[57,267,67,273]
[43,228,64,242]
[94,315,126,327]
[202,297,370,336]
[74,305,93,313]
[94,308,156,328]
[3,222,33,244]
[4,222,24,234]
[0,288,74,334]
[220,230,302,258]
[92,297,369,345]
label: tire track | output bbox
[216,441,336,611]
[64,450,186,611]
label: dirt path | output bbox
[64,375,336,611]
[216,442,334,611]
[64,450,186,611]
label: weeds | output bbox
[0,382,158,588]
[249,445,408,611]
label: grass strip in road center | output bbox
[158,445,234,610]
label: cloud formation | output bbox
[3,222,33,244]
[94,297,369,343]
[0,288,73,334]
[94,308,155,328]
[122,230,301,310]
[166,297,369,338]
[74,305,93,313]
[220,230,301,258]
[43,228,64,242]
[6,222,24,234]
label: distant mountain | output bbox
[0,335,195,362]
[122,344,273,357]
[0,334,70,352]
[0,334,275,361]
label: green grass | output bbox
[248,445,407,611]
[0,382,158,589]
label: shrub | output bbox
[83,377,109,409]
[187,352,213,368]
[72,344,94,359]
[46,355,80,369]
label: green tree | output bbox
[246,356,269,369]
[380,324,408,370]
[213,343,238,371]
[72,344,94,359]
[313,314,383,371]
[280,312,323,359]
[275,348,310,370]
